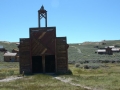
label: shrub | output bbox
[75,63,80,68]
[66,69,73,75]
[68,60,75,64]
[79,60,84,64]
[84,60,89,63]
[84,65,89,69]
[82,63,104,69]
[8,70,14,75]
[90,65,99,69]
[55,69,73,75]
[116,60,120,63]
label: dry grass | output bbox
[0,62,86,90]
[65,64,120,90]
[0,74,86,90]
[0,62,19,79]
[0,62,120,90]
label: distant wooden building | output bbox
[105,46,115,48]
[106,47,113,55]
[19,6,69,74]
[12,49,19,53]
[0,45,3,49]
[3,52,19,62]
[0,45,7,52]
[112,48,120,52]
[12,49,19,55]
[95,49,106,54]
[95,46,120,55]
[95,48,113,55]
[16,43,20,45]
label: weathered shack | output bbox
[95,45,120,55]
[12,49,19,53]
[95,47,113,55]
[3,52,19,62]
[112,48,120,52]
[12,49,19,55]
[95,50,106,54]
[106,47,113,55]
[105,46,115,48]
[19,5,69,74]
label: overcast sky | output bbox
[0,0,120,43]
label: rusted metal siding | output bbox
[29,27,56,56]
[19,38,32,74]
[56,37,68,73]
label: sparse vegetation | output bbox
[0,63,85,90]
[67,64,120,90]
[0,62,120,90]
[0,62,19,79]
[68,40,120,66]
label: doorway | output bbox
[45,55,55,73]
[32,56,43,73]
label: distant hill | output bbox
[0,40,120,62]
[81,40,120,45]
[0,41,18,52]
[68,40,120,63]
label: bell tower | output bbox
[38,5,47,28]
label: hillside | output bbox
[68,40,120,63]
[0,41,18,51]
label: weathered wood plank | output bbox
[56,37,68,73]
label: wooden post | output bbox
[45,12,47,27]
[38,12,40,28]
[22,71,24,77]
[42,55,45,73]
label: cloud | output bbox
[51,0,59,8]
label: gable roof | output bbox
[105,46,115,48]
[96,49,106,52]
[12,49,19,51]
[112,48,120,51]
[3,52,17,56]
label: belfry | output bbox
[19,5,69,74]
